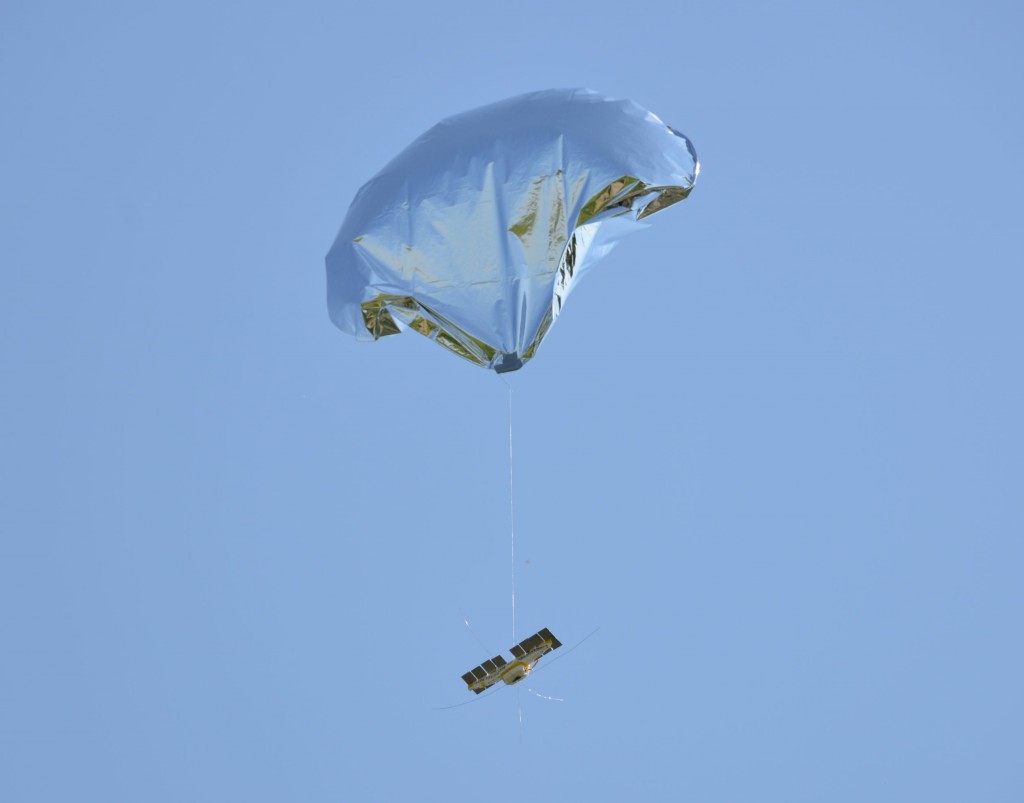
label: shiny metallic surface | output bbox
[326,89,699,371]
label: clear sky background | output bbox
[2,1,1022,801]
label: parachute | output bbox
[326,89,699,372]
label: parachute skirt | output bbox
[326,89,699,372]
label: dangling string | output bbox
[526,688,564,702]
[516,689,524,742]
[431,684,502,711]
[504,379,516,644]
[530,627,601,676]
[506,378,522,741]
[460,612,493,657]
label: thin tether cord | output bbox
[505,380,516,644]
[504,379,522,741]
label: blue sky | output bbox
[2,1,1022,801]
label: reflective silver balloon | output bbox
[326,89,699,372]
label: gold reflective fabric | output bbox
[359,295,403,338]
[360,293,498,368]
[636,184,694,219]
[507,170,570,281]
[575,175,642,227]
[520,307,553,362]
[576,175,693,227]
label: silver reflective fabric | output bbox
[326,88,699,372]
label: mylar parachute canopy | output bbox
[326,89,699,372]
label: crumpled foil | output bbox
[326,88,699,372]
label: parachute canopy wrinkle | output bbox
[326,88,699,371]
